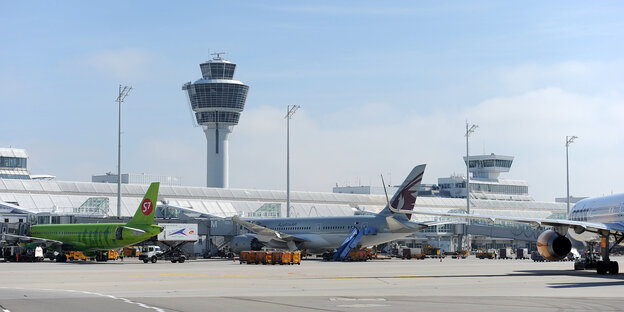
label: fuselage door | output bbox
[115,226,123,240]
[316,223,322,232]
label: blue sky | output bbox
[1,1,623,201]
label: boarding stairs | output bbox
[333,226,376,261]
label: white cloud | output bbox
[79,48,155,81]
[227,87,624,202]
[495,61,624,95]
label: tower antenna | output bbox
[211,52,227,60]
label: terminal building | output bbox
[0,146,566,256]
[92,172,182,186]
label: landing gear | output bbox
[608,261,619,275]
[596,261,608,275]
[596,233,620,275]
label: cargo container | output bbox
[292,251,301,264]
[239,251,250,264]
[349,250,368,261]
[238,250,301,265]
[401,248,426,260]
[499,247,514,259]
[516,248,529,259]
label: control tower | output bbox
[182,53,249,188]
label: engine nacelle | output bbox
[230,234,264,253]
[537,230,572,261]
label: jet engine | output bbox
[537,230,572,261]
[230,234,264,253]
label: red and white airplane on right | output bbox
[392,193,624,275]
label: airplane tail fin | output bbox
[379,164,426,221]
[126,182,160,226]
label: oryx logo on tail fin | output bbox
[379,164,426,220]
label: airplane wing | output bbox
[385,216,460,232]
[232,216,307,244]
[2,233,64,246]
[389,207,620,234]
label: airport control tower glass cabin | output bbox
[182,54,249,188]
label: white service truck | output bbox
[139,223,198,263]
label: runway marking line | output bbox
[328,275,430,279]
[0,287,165,312]
[129,272,263,279]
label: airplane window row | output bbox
[322,226,346,230]
[273,227,311,231]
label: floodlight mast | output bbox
[465,121,478,215]
[116,85,132,218]
[285,105,300,218]
[566,135,578,215]
[463,121,477,251]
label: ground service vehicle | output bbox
[1,245,44,262]
[423,244,444,258]
[401,248,426,260]
[139,245,187,263]
[476,250,495,259]
[444,250,469,259]
[575,251,600,270]
[139,246,163,263]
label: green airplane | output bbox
[7,182,163,262]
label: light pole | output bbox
[285,105,300,218]
[116,85,132,218]
[465,121,478,215]
[566,135,578,215]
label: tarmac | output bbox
[2,256,624,312]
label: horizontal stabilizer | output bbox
[121,226,147,236]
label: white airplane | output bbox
[391,192,624,274]
[231,164,453,258]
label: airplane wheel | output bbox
[596,261,608,275]
[151,256,157,263]
[608,261,619,275]
[179,257,185,263]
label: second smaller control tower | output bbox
[183,53,249,188]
